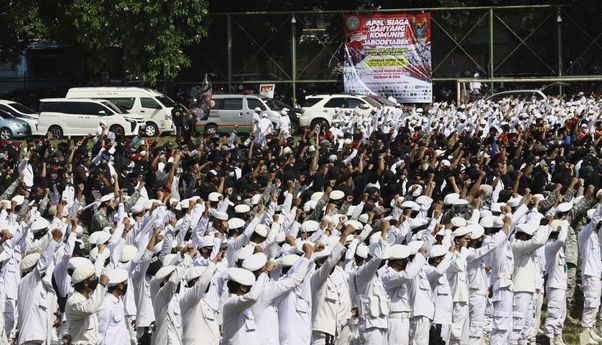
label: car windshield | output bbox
[362,96,382,107]
[101,101,125,114]
[264,98,293,111]
[9,102,37,115]
[156,96,175,108]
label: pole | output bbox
[556,7,563,98]
[227,14,233,92]
[489,8,494,94]
[291,14,297,106]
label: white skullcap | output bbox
[452,198,469,206]
[212,211,228,221]
[228,267,256,286]
[242,253,267,272]
[68,257,91,271]
[451,217,467,228]
[479,217,494,228]
[329,190,345,201]
[468,224,485,239]
[71,260,96,284]
[131,203,144,214]
[254,224,269,237]
[280,254,301,267]
[234,204,251,213]
[89,231,111,245]
[479,184,493,196]
[11,195,24,206]
[208,192,222,202]
[100,193,115,203]
[153,265,176,282]
[443,193,460,205]
[251,194,262,205]
[388,244,411,260]
[452,226,471,237]
[409,218,429,230]
[107,269,128,286]
[301,220,319,233]
[355,244,369,259]
[311,192,324,202]
[302,200,317,213]
[344,220,363,231]
[31,218,50,233]
[228,218,246,230]
[358,214,369,224]
[120,245,138,263]
[185,266,208,283]
[199,236,215,248]
[429,244,447,258]
[516,223,536,236]
[556,202,573,213]
[401,201,419,209]
[415,195,431,205]
[235,245,255,261]
[20,253,41,272]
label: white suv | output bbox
[38,98,145,138]
[299,94,383,129]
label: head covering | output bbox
[72,260,96,284]
[20,253,41,272]
[107,269,128,286]
[228,267,256,286]
[242,253,267,272]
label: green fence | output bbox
[175,4,602,102]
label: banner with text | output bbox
[343,13,432,103]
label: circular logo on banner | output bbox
[346,16,360,31]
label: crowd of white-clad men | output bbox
[0,91,600,345]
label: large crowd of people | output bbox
[0,92,600,345]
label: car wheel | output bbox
[0,127,12,140]
[311,118,328,131]
[48,126,63,139]
[145,122,158,137]
[110,125,125,137]
[204,124,218,135]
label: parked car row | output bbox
[0,87,174,139]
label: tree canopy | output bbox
[1,0,209,84]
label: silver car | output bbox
[0,110,32,139]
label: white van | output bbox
[38,98,145,138]
[65,87,175,136]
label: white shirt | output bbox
[222,273,267,345]
[425,255,452,324]
[97,293,130,345]
[17,239,60,344]
[65,284,108,345]
[350,240,390,330]
[151,258,188,345]
[511,226,549,293]
[544,222,568,290]
[578,206,602,278]
[277,265,313,345]
[310,242,345,336]
[382,253,425,314]
[251,257,310,345]
[179,264,219,345]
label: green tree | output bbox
[1,0,209,85]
